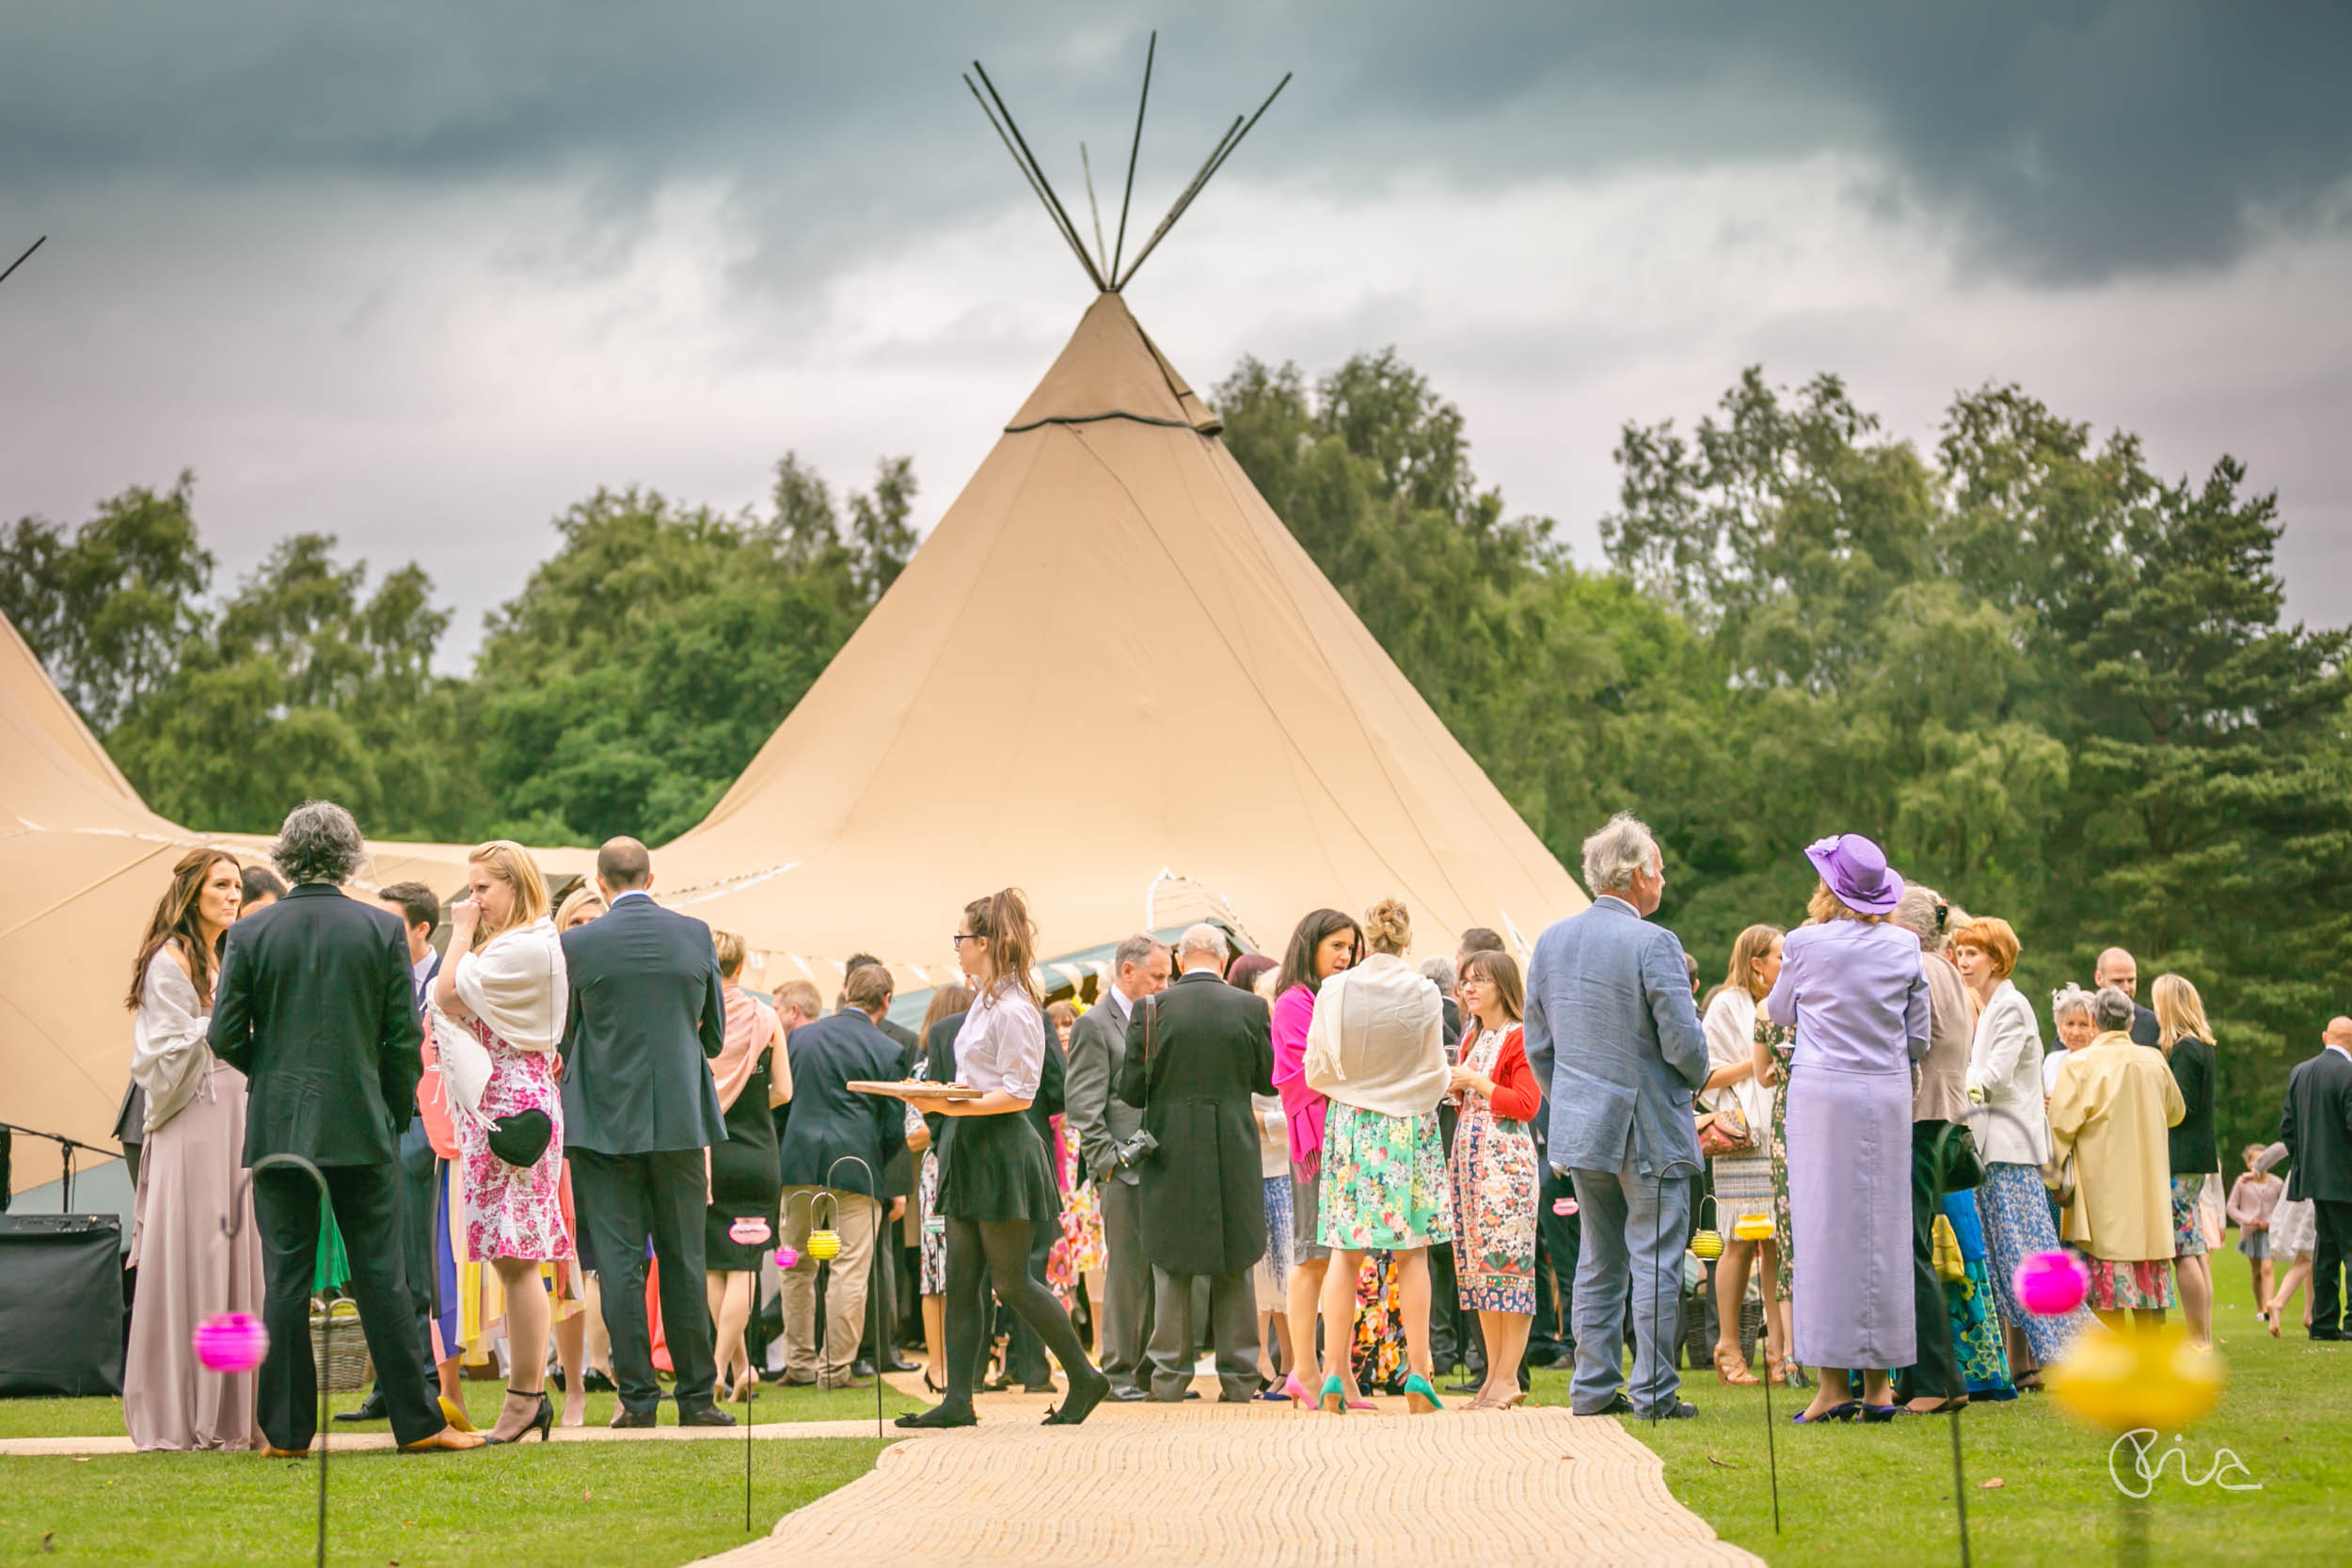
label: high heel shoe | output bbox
[1714,1346,1759,1386]
[483,1387,555,1444]
[1403,1373,1444,1415]
[1282,1372,1314,1410]
[1318,1374,1346,1415]
[437,1395,477,1433]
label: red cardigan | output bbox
[1471,1024,1543,1122]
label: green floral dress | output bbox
[1317,1103,1454,1249]
[1761,1017,1797,1304]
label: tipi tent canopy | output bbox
[640,286,1586,988]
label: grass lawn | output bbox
[0,1376,922,1441]
[0,1437,883,1565]
[1531,1294,2349,1567]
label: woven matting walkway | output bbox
[693,1379,1759,1568]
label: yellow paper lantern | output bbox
[806,1228,843,1262]
[1732,1212,1774,1243]
[2047,1322,2222,1433]
[1690,1227,1724,1260]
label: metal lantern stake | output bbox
[752,1161,882,1533]
[1729,1210,1781,1532]
[215,1152,336,1568]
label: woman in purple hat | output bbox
[1762,833,1931,1422]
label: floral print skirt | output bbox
[457,1022,572,1264]
[2169,1175,2210,1258]
[1448,1110,1535,1314]
[1976,1162,2088,1365]
[1317,1104,1454,1251]
[2088,1258,2177,1312]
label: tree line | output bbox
[8,355,2345,1152]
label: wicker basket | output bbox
[309,1298,373,1392]
[1677,1287,1768,1370]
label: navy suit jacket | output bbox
[558,894,727,1156]
[1523,896,1709,1178]
[776,1007,907,1198]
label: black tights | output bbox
[942,1216,1097,1408]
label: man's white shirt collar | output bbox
[611,889,652,905]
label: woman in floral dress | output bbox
[1304,898,1454,1414]
[432,841,569,1446]
[1755,1010,1805,1385]
[1446,951,1542,1409]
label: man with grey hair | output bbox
[1062,931,1171,1399]
[1117,924,1275,1402]
[210,801,482,1454]
[1523,812,1709,1419]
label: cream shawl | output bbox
[130,948,214,1135]
[1301,953,1449,1118]
[433,916,567,1132]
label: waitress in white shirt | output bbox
[896,889,1110,1430]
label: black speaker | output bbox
[0,1214,126,1397]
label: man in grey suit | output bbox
[559,837,734,1429]
[1524,813,1710,1420]
[1063,933,1170,1401]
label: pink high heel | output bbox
[1282,1372,1313,1410]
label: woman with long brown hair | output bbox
[430,839,569,1444]
[895,889,1109,1429]
[122,847,264,1450]
[906,981,974,1390]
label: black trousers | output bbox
[2312,1198,2352,1339]
[1533,1164,1581,1356]
[1894,1120,1960,1402]
[365,1116,439,1397]
[571,1148,717,1412]
[253,1160,440,1449]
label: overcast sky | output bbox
[6,2,2350,667]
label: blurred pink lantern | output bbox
[774,1245,801,1271]
[192,1311,269,1374]
[2014,1249,2090,1316]
[1551,1196,1578,1217]
[730,1217,772,1247]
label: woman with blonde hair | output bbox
[1702,924,1788,1385]
[2226,1142,2283,1323]
[121,848,264,1450]
[897,890,1108,1428]
[1305,897,1454,1414]
[2153,974,2220,1348]
[703,931,790,1400]
[431,840,570,1444]
[1953,916,2084,1386]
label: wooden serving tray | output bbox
[848,1080,984,1101]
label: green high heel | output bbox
[1404,1373,1444,1415]
[1318,1375,1346,1415]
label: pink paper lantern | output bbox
[192,1311,269,1374]
[1551,1197,1579,1217]
[730,1217,772,1246]
[2014,1249,2090,1316]
[773,1245,801,1271]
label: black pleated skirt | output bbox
[936,1110,1060,1224]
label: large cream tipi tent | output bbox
[636,289,1588,992]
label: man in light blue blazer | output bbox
[1524,813,1710,1419]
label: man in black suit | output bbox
[776,962,907,1387]
[2093,948,2163,1048]
[838,954,919,1379]
[1117,925,1276,1403]
[208,802,479,1455]
[338,881,445,1424]
[2281,1017,2352,1340]
[559,837,734,1428]
[1064,934,1170,1401]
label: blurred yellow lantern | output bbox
[1732,1213,1774,1243]
[807,1228,843,1262]
[1690,1227,1724,1260]
[2047,1322,2221,1433]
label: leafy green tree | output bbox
[2,473,214,730]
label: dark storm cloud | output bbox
[5,2,2347,287]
